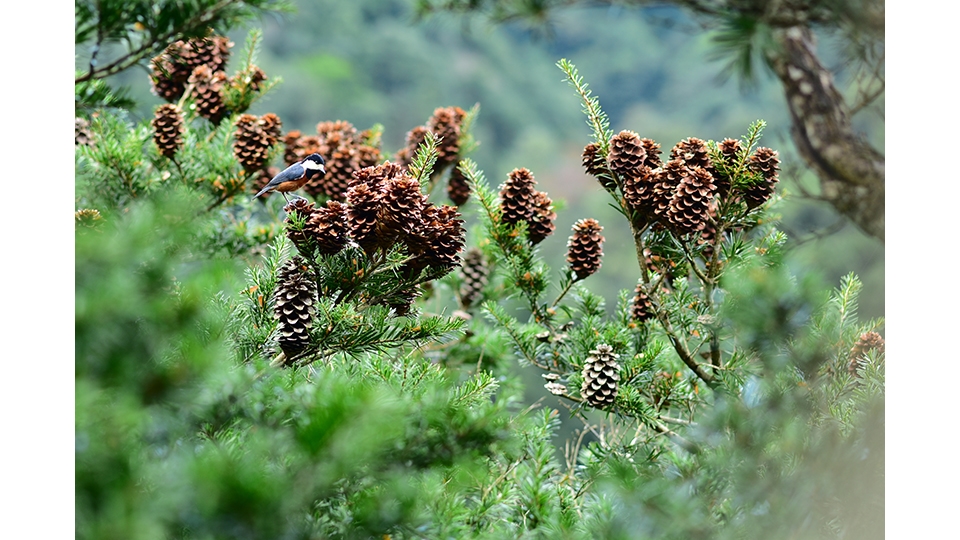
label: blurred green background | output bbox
[107,0,883,320]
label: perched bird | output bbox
[254,153,326,201]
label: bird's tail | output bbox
[253,186,270,199]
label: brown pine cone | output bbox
[447,165,471,206]
[273,256,317,364]
[581,142,610,185]
[409,204,465,273]
[743,147,780,209]
[459,247,489,309]
[670,137,712,170]
[666,166,718,237]
[377,175,427,249]
[351,161,405,191]
[233,113,282,172]
[306,200,351,256]
[282,130,306,166]
[847,331,885,377]
[581,344,620,408]
[713,138,742,198]
[426,106,466,168]
[345,182,383,252]
[640,138,663,169]
[303,120,372,201]
[188,65,229,125]
[651,159,688,223]
[527,191,557,246]
[152,104,184,159]
[394,126,429,167]
[149,35,232,103]
[283,198,318,256]
[499,168,538,228]
[621,164,656,226]
[566,218,605,281]
[608,130,647,183]
[631,281,654,323]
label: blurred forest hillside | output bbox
[106,0,883,319]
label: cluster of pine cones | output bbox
[583,131,780,239]
[271,160,465,362]
[149,33,273,161]
[149,33,266,127]
[394,106,473,206]
[498,167,557,246]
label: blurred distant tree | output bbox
[415,0,886,242]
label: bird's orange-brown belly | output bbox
[273,178,310,192]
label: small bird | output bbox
[254,153,326,201]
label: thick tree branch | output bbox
[765,26,885,241]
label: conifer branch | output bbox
[557,58,613,155]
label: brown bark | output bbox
[765,26,885,242]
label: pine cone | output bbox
[714,138,741,198]
[345,182,383,252]
[666,166,718,237]
[499,168,538,228]
[282,130,306,165]
[581,142,612,189]
[640,138,663,169]
[351,161,404,191]
[283,198,318,256]
[178,35,232,74]
[304,120,374,201]
[459,247,489,308]
[378,175,427,248]
[847,331,885,377]
[426,106,466,168]
[631,281,654,323]
[621,164,656,226]
[407,204,465,273]
[233,113,282,172]
[608,130,647,182]
[394,126,429,167]
[670,137,712,170]
[273,256,317,364]
[527,191,557,245]
[307,201,351,256]
[651,159,688,222]
[580,344,620,408]
[567,218,605,281]
[743,147,780,209]
[76,117,93,147]
[150,35,232,104]
[188,65,229,125]
[447,165,471,206]
[151,104,184,158]
[150,56,189,103]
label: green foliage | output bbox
[76,4,883,538]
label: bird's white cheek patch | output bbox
[303,161,324,172]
